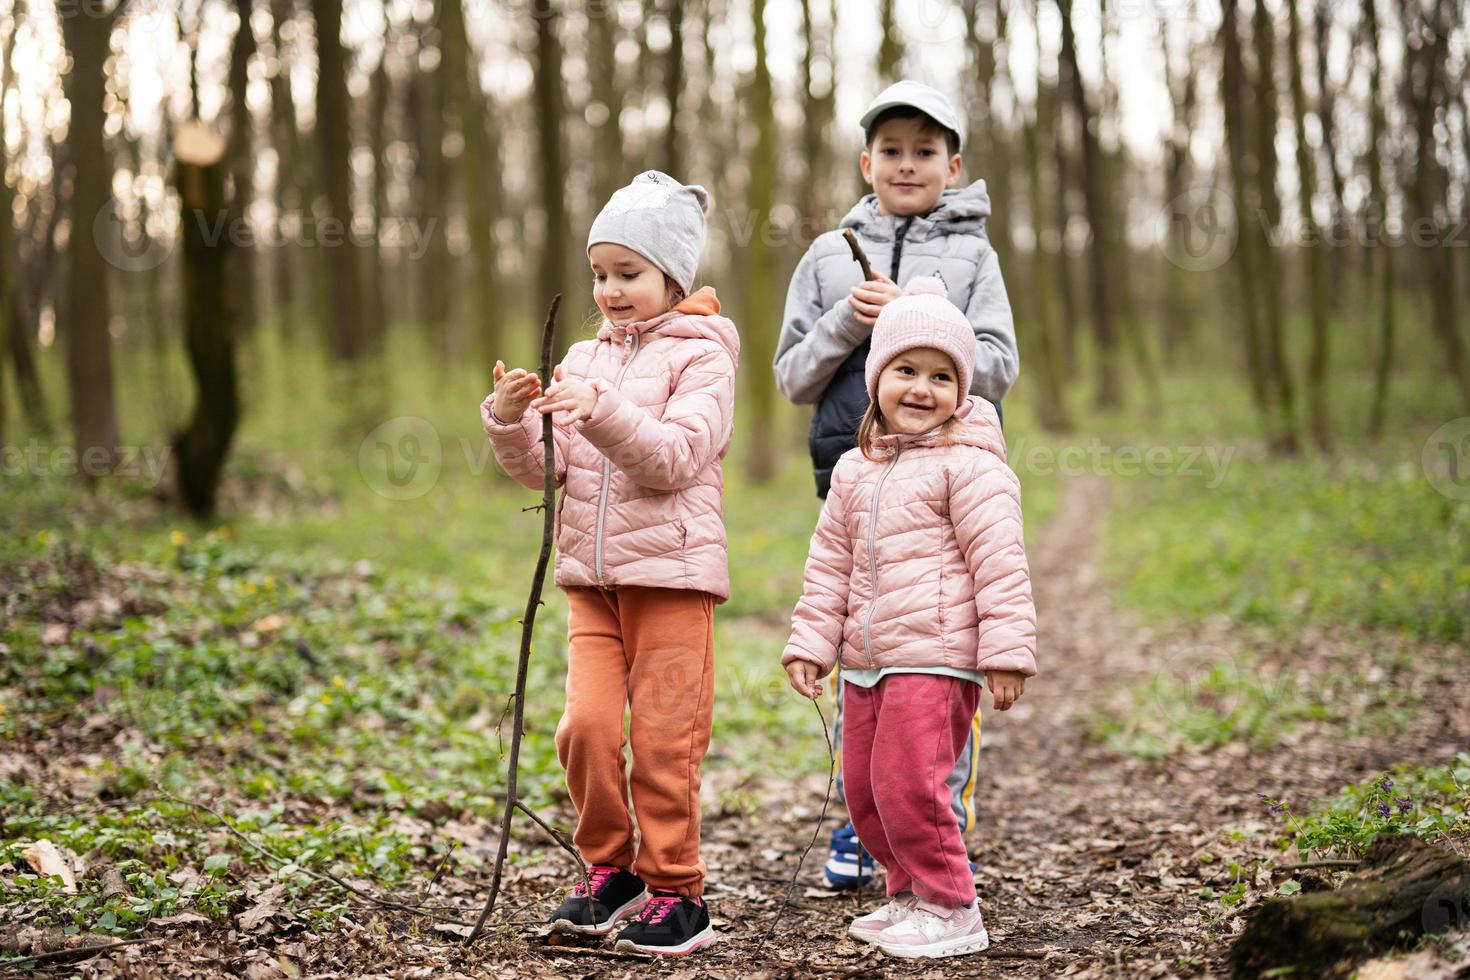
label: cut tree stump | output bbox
[1233,835,1470,978]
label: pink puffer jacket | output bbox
[481,288,740,602]
[782,396,1037,676]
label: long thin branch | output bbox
[158,792,472,926]
[465,294,563,945]
[760,697,838,946]
[1,936,163,969]
[516,800,585,872]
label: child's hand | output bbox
[985,669,1026,711]
[849,274,902,326]
[785,661,824,700]
[530,365,599,423]
[492,360,541,422]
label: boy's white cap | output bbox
[859,80,964,151]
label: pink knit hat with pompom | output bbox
[865,276,975,400]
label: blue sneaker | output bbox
[824,823,874,889]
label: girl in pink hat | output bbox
[781,276,1038,959]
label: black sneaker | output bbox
[547,864,649,935]
[612,889,718,955]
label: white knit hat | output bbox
[587,170,711,295]
[865,276,975,399]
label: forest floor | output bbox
[4,472,1468,978]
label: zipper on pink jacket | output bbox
[861,445,902,667]
[595,330,640,587]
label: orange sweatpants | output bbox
[557,586,715,897]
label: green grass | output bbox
[1260,755,1470,860]
[1080,641,1430,758]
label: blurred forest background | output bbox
[2,0,1469,975]
[0,0,1467,501]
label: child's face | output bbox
[860,117,962,217]
[589,243,677,327]
[876,348,960,435]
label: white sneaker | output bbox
[848,892,918,943]
[875,898,990,958]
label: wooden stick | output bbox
[158,792,474,926]
[466,294,563,945]
[1,936,164,968]
[516,801,585,872]
[1276,859,1362,871]
[760,698,838,947]
[842,228,876,280]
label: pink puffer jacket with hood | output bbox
[481,288,740,602]
[781,395,1037,676]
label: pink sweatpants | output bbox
[841,673,982,908]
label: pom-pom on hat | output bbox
[865,276,976,400]
[586,170,711,295]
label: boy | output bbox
[773,80,1020,888]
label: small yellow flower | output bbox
[246,581,257,594]
[170,530,187,547]
[319,693,333,706]
[332,675,346,689]
[263,576,276,591]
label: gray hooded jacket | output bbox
[773,180,1020,496]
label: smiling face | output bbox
[875,347,960,435]
[588,242,680,327]
[860,115,963,218]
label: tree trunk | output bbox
[590,0,626,206]
[876,0,902,83]
[1024,33,1072,433]
[0,13,16,446]
[1406,0,1469,407]
[1051,100,1079,381]
[1312,0,1348,307]
[533,0,570,355]
[1252,0,1299,452]
[744,0,778,482]
[311,0,366,362]
[8,139,64,439]
[1232,835,1470,977]
[798,0,835,236]
[1285,0,1331,451]
[365,39,390,345]
[443,0,499,367]
[226,0,259,340]
[1219,0,1273,428]
[662,0,684,177]
[59,4,121,480]
[1160,28,1198,364]
[1057,0,1120,409]
[1363,0,1396,437]
[410,11,452,356]
[171,124,241,518]
[267,0,311,334]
